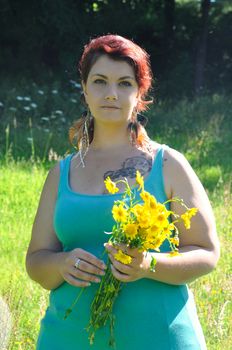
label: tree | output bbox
[195,0,211,95]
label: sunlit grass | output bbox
[0,159,231,349]
[0,83,231,349]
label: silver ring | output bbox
[74,258,81,269]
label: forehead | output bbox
[88,54,136,79]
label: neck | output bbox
[89,122,132,152]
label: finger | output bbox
[111,244,137,258]
[108,253,132,274]
[74,259,106,277]
[104,243,118,255]
[110,264,131,282]
[72,248,107,271]
[71,267,101,284]
[64,273,91,288]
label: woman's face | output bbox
[82,54,140,125]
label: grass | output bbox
[0,79,231,349]
[0,160,231,349]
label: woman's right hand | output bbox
[59,248,107,287]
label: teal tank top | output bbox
[36,144,207,350]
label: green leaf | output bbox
[150,256,157,272]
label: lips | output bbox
[101,106,120,109]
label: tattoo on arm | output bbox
[103,156,152,181]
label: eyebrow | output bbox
[91,74,135,80]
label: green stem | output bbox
[163,197,189,210]
[63,287,85,320]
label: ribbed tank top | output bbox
[54,144,171,254]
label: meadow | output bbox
[0,80,231,349]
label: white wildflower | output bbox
[52,89,58,94]
[70,98,77,103]
[44,128,50,132]
[0,102,4,107]
[69,80,81,89]
[55,110,63,115]
[38,90,44,95]
[16,96,23,101]
[61,117,66,123]
[24,106,31,111]
[48,148,62,161]
[9,107,17,112]
[24,96,31,101]
[41,117,49,121]
[31,103,37,108]
[27,137,33,142]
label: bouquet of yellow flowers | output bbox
[85,171,198,347]
[64,171,198,347]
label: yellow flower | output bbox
[181,213,191,229]
[156,213,169,229]
[104,177,119,194]
[156,203,166,212]
[131,204,144,217]
[149,196,158,210]
[181,207,198,229]
[136,170,144,191]
[114,249,132,264]
[162,226,172,236]
[168,223,175,231]
[137,212,151,228]
[162,221,176,239]
[143,233,166,251]
[148,224,160,236]
[143,241,160,251]
[169,251,181,257]
[153,233,166,248]
[188,207,198,217]
[123,223,138,239]
[169,236,179,246]
[112,204,128,222]
[140,190,151,205]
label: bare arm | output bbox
[144,147,220,284]
[26,162,106,290]
[106,147,220,285]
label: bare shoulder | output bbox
[161,146,199,198]
[162,146,217,232]
[163,146,188,168]
[45,161,60,191]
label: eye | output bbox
[93,79,106,84]
[119,81,132,87]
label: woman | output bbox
[26,35,220,349]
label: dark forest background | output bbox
[0,0,231,99]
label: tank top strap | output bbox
[57,153,74,196]
[145,144,170,201]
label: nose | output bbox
[104,85,118,101]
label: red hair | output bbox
[69,34,153,153]
[79,34,153,112]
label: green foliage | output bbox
[0,161,231,349]
[197,165,222,192]
[0,78,82,161]
[1,78,232,180]
[0,0,231,97]
[0,76,231,348]
[0,78,232,348]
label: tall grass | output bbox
[0,80,231,349]
[0,161,231,350]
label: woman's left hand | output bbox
[104,243,150,282]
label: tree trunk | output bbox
[195,0,211,95]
